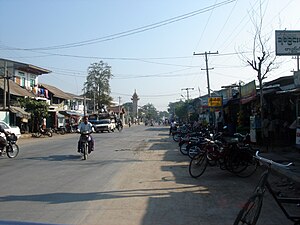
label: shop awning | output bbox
[9,106,31,119]
[58,110,83,117]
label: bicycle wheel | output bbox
[233,193,263,225]
[173,133,180,142]
[188,145,201,159]
[189,152,208,178]
[82,144,88,160]
[179,142,188,155]
[7,144,19,158]
[235,156,258,178]
[229,149,258,178]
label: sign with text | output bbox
[275,30,300,55]
[208,97,222,107]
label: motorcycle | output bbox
[79,131,92,160]
[52,126,66,135]
[116,122,123,132]
[35,126,53,138]
[0,133,19,158]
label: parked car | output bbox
[92,119,115,133]
[0,121,22,140]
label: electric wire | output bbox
[1,0,236,51]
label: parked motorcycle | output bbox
[52,126,66,135]
[0,133,19,158]
[35,126,53,138]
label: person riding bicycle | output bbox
[77,116,94,154]
[116,118,123,129]
[0,124,9,155]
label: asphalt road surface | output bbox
[0,125,296,225]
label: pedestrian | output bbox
[217,111,223,132]
[262,114,271,151]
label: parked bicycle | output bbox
[188,133,258,178]
[233,151,300,225]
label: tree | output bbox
[85,61,113,113]
[141,103,158,121]
[18,97,49,132]
[239,2,278,141]
[168,101,188,122]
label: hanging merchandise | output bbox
[45,89,49,98]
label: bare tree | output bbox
[239,2,278,141]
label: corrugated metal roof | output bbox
[0,58,51,75]
[39,83,72,100]
[0,79,35,97]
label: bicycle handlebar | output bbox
[255,151,294,168]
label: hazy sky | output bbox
[1,0,299,111]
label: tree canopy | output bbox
[85,61,113,113]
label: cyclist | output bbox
[116,118,123,130]
[77,116,94,154]
[0,124,9,155]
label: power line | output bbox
[2,0,236,51]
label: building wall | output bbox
[14,69,38,90]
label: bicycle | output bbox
[188,134,258,178]
[0,133,19,158]
[233,151,300,225]
[78,130,92,160]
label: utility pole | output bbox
[118,96,121,119]
[193,51,218,97]
[3,61,7,110]
[83,87,86,117]
[93,83,96,113]
[181,88,194,101]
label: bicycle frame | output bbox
[234,151,300,225]
[265,171,300,223]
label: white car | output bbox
[0,121,22,140]
[92,119,115,133]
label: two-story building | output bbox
[0,58,87,133]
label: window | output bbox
[17,71,25,87]
[30,78,35,87]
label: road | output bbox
[0,125,295,225]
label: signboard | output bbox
[275,30,300,55]
[294,71,300,87]
[208,97,222,107]
[240,80,256,104]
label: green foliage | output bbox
[168,101,188,121]
[140,103,158,120]
[18,98,49,119]
[85,61,113,112]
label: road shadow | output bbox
[24,154,81,161]
[145,127,169,132]
[0,186,204,205]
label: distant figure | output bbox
[262,115,271,151]
[42,117,47,130]
[217,112,223,132]
[169,120,176,135]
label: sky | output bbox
[1,0,299,111]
